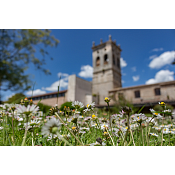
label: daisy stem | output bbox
[147,127,151,146]
[32,132,34,146]
[124,114,130,144]
[146,124,148,145]
[6,115,7,145]
[55,113,83,146]
[120,129,125,146]
[21,115,29,146]
[12,111,15,145]
[107,128,115,146]
[3,114,5,145]
[130,128,135,146]
[141,125,144,146]
[161,118,164,146]
[107,103,111,130]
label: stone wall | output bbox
[109,81,175,105]
[67,74,92,105]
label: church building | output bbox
[29,36,175,109]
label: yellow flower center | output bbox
[105,97,109,100]
[153,134,155,135]
[87,104,89,108]
[154,113,158,115]
[92,114,96,118]
[160,102,165,105]
[104,132,107,135]
[72,127,76,130]
[137,117,140,120]
[95,124,97,126]
[125,127,128,129]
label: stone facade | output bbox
[109,81,175,106]
[67,74,92,105]
[29,75,92,107]
[28,90,67,107]
[92,35,122,105]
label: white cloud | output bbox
[122,80,125,84]
[149,55,157,59]
[132,75,140,82]
[43,72,69,92]
[152,48,163,52]
[57,72,69,78]
[149,51,175,69]
[145,70,174,85]
[44,78,69,92]
[78,65,93,78]
[26,89,46,96]
[120,57,127,68]
[131,67,136,72]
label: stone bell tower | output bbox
[92,35,122,105]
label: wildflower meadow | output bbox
[1,96,175,146]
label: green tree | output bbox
[5,93,25,104]
[153,104,174,112]
[0,29,59,103]
[37,102,51,115]
[111,94,139,114]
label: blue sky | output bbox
[3,29,175,101]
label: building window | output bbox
[134,90,140,98]
[96,57,100,67]
[104,54,109,65]
[155,88,161,96]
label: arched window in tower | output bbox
[117,57,120,68]
[96,57,100,67]
[104,54,109,65]
[113,54,115,65]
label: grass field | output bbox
[0,98,175,146]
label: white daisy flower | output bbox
[72,101,84,109]
[29,119,40,126]
[16,104,39,115]
[149,133,158,137]
[15,116,23,121]
[130,123,139,130]
[90,141,106,146]
[84,102,95,113]
[163,128,170,134]
[101,123,109,130]
[150,109,155,113]
[132,113,147,123]
[80,127,90,131]
[41,118,61,137]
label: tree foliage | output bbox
[111,94,139,114]
[5,93,26,104]
[153,104,174,112]
[0,29,59,92]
